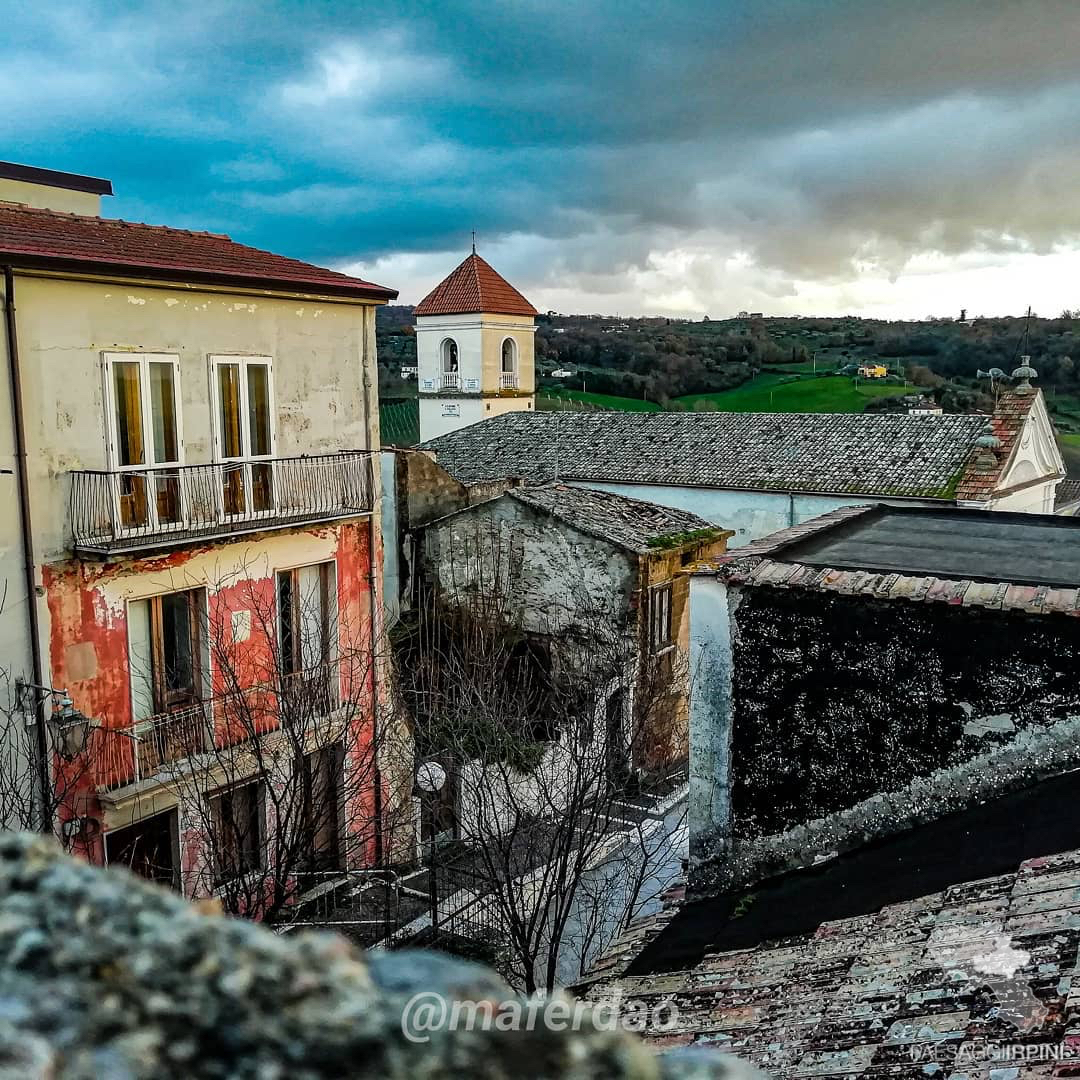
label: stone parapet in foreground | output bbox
[0,834,758,1079]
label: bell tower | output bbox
[414,249,536,441]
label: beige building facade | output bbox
[0,161,408,902]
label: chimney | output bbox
[0,161,112,216]
[972,421,1001,472]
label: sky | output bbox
[4,0,1080,319]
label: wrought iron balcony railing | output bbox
[95,665,342,791]
[70,451,374,555]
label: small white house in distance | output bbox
[551,368,575,378]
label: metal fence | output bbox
[277,869,404,946]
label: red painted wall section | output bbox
[41,520,381,881]
[335,522,381,866]
[207,573,278,747]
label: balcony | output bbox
[70,452,374,556]
[440,372,462,391]
[95,704,211,791]
[499,371,519,390]
[95,669,342,793]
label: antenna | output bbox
[1007,305,1033,370]
[471,230,476,255]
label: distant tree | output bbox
[907,363,945,389]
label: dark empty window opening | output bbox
[301,744,345,871]
[442,339,459,372]
[211,780,265,883]
[105,809,180,889]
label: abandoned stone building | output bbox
[420,379,1064,544]
[422,482,731,778]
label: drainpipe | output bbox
[361,306,385,866]
[369,506,384,866]
[3,266,50,831]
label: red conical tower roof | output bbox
[414,252,537,317]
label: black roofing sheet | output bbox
[775,507,1080,588]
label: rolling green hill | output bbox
[540,374,916,414]
[675,373,916,413]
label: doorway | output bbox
[104,808,180,889]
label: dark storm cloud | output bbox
[3,0,1080,305]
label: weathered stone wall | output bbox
[729,587,1080,839]
[0,834,753,1079]
[422,496,637,634]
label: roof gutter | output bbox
[2,265,50,830]
[3,254,398,303]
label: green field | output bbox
[537,389,662,412]
[380,400,420,446]
[675,374,915,413]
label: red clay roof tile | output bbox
[0,202,396,301]
[954,390,1039,501]
[414,252,536,317]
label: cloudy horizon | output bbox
[4,0,1080,319]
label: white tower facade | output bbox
[415,252,536,441]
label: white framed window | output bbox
[127,587,212,780]
[500,338,519,389]
[277,561,337,675]
[102,352,184,532]
[277,560,338,715]
[209,355,275,518]
[128,588,209,720]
